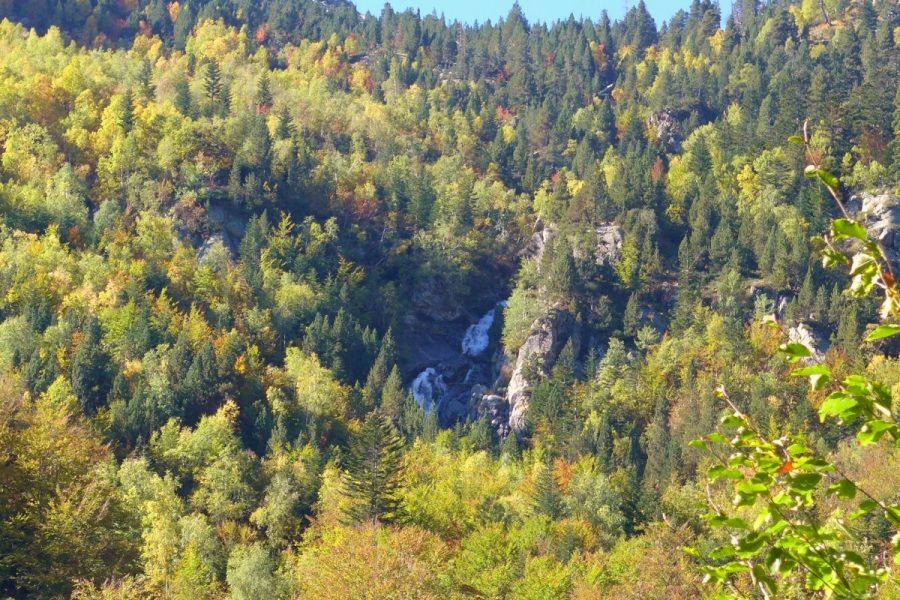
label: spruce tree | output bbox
[70,317,110,414]
[255,72,273,111]
[342,413,405,525]
[379,365,406,425]
[797,267,815,319]
[500,431,520,459]
[363,328,396,407]
[545,238,576,301]
[174,77,191,116]
[204,60,222,99]
[533,462,563,519]
[118,87,134,133]
[623,292,641,337]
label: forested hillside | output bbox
[0,0,898,597]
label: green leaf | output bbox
[822,247,849,267]
[737,480,768,495]
[709,465,743,481]
[857,420,898,446]
[791,365,830,377]
[826,479,857,500]
[865,324,900,342]
[789,472,822,492]
[806,167,840,193]
[849,252,877,277]
[831,219,868,241]
[795,457,834,472]
[735,534,766,557]
[765,547,796,575]
[786,443,812,456]
[779,342,812,363]
[708,546,737,560]
[819,393,859,422]
[808,373,829,390]
[706,432,729,444]
[849,499,879,520]
[720,414,745,428]
[849,253,879,296]
[886,505,900,526]
[791,364,832,390]
[818,170,840,193]
[734,491,757,507]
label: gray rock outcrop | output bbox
[787,322,830,361]
[595,224,624,266]
[478,394,509,437]
[850,191,900,268]
[520,224,556,263]
[648,109,682,153]
[506,303,579,433]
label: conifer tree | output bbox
[342,413,405,525]
[69,317,110,415]
[118,88,134,133]
[379,366,406,425]
[255,72,273,111]
[623,292,641,337]
[533,462,562,519]
[363,328,396,407]
[174,77,191,116]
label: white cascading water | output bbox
[461,301,506,356]
[410,302,505,417]
[410,367,445,414]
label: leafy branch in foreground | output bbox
[693,126,900,599]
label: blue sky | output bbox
[352,0,691,26]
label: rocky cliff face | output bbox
[498,223,620,434]
[850,191,900,268]
[519,221,556,263]
[411,221,621,434]
[505,303,579,433]
[788,322,830,361]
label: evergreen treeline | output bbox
[0,0,897,597]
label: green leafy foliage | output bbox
[694,152,900,597]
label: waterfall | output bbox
[461,301,506,356]
[409,301,505,421]
[410,367,445,414]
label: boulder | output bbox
[520,225,556,263]
[197,233,227,264]
[647,109,682,153]
[595,224,624,266]
[506,303,579,433]
[638,303,668,334]
[478,394,510,437]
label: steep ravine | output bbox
[406,220,626,436]
[409,301,507,426]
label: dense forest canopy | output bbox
[0,0,898,597]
